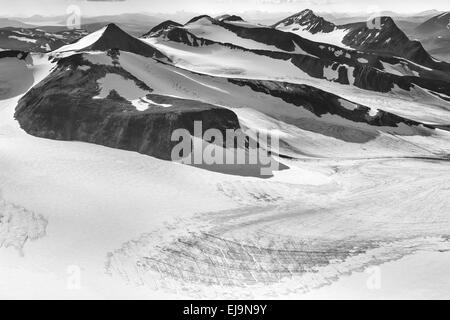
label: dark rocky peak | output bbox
[221,15,245,22]
[274,9,336,33]
[186,15,216,25]
[341,16,440,68]
[142,20,182,38]
[79,23,168,59]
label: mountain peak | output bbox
[142,20,182,38]
[416,11,450,34]
[186,15,216,25]
[274,9,336,33]
[298,9,314,17]
[105,22,119,29]
[286,9,317,21]
[221,15,244,22]
[54,23,168,60]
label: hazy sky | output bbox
[0,0,448,17]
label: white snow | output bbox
[8,35,37,43]
[276,24,353,50]
[131,97,172,111]
[40,43,51,52]
[77,65,90,71]
[143,37,450,125]
[142,38,310,82]
[303,249,450,299]
[94,73,150,109]
[183,18,284,52]
[323,64,340,81]
[54,26,106,53]
[82,52,115,66]
[338,98,358,111]
[334,49,344,57]
[2,39,450,299]
[379,61,421,77]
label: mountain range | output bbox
[6,11,450,169]
[2,8,450,299]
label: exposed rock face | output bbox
[273,9,337,34]
[80,23,168,60]
[227,78,430,130]
[14,53,241,161]
[186,15,216,25]
[342,17,437,68]
[0,50,29,60]
[146,22,450,97]
[273,10,448,70]
[221,15,245,23]
[142,20,183,38]
[416,12,450,34]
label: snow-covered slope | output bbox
[53,23,168,60]
[274,10,447,70]
[273,9,352,49]
[142,21,450,125]
[15,47,450,162]
[2,19,450,300]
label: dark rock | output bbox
[14,54,241,161]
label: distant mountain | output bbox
[273,9,336,34]
[15,22,442,171]
[274,10,445,68]
[142,20,182,38]
[416,12,450,34]
[7,13,164,36]
[341,17,436,67]
[143,15,450,99]
[54,23,168,60]
[412,12,450,62]
[0,18,35,29]
[0,27,87,52]
[220,15,245,23]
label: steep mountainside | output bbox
[274,9,443,69]
[416,12,450,34]
[143,18,450,100]
[15,52,241,161]
[341,17,436,67]
[54,23,168,60]
[413,12,450,62]
[14,24,443,164]
[274,9,336,34]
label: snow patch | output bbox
[54,26,106,53]
[94,73,149,102]
[323,64,339,81]
[8,36,37,43]
[131,97,172,111]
